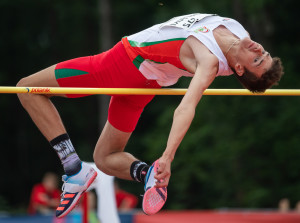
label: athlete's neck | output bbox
[213,26,240,57]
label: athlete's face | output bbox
[235,37,272,78]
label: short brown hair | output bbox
[234,57,284,93]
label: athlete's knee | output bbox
[17,76,53,104]
[93,149,114,174]
[93,149,103,169]
[93,156,109,174]
[16,76,28,88]
[16,77,31,103]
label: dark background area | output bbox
[0,0,299,213]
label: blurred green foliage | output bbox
[0,0,299,212]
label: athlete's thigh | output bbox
[18,65,65,97]
[108,94,156,133]
[19,54,100,98]
[94,121,132,157]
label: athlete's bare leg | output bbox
[18,65,138,181]
[93,122,168,216]
[93,121,138,180]
[17,65,67,140]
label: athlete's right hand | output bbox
[154,156,172,188]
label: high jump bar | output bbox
[0,87,300,96]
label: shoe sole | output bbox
[142,160,167,215]
[142,186,167,215]
[57,169,98,218]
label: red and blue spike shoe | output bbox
[56,162,97,218]
[142,160,167,215]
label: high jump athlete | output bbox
[17,13,283,218]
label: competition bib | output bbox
[160,13,216,30]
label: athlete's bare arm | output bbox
[155,36,218,187]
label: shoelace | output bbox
[60,175,68,202]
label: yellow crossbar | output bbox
[0,87,299,96]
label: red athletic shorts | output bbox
[55,41,161,132]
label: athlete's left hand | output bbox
[154,156,172,188]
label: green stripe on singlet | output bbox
[128,38,186,47]
[132,55,145,69]
[55,68,88,79]
[129,38,186,69]
[133,54,170,69]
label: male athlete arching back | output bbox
[17,13,283,217]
